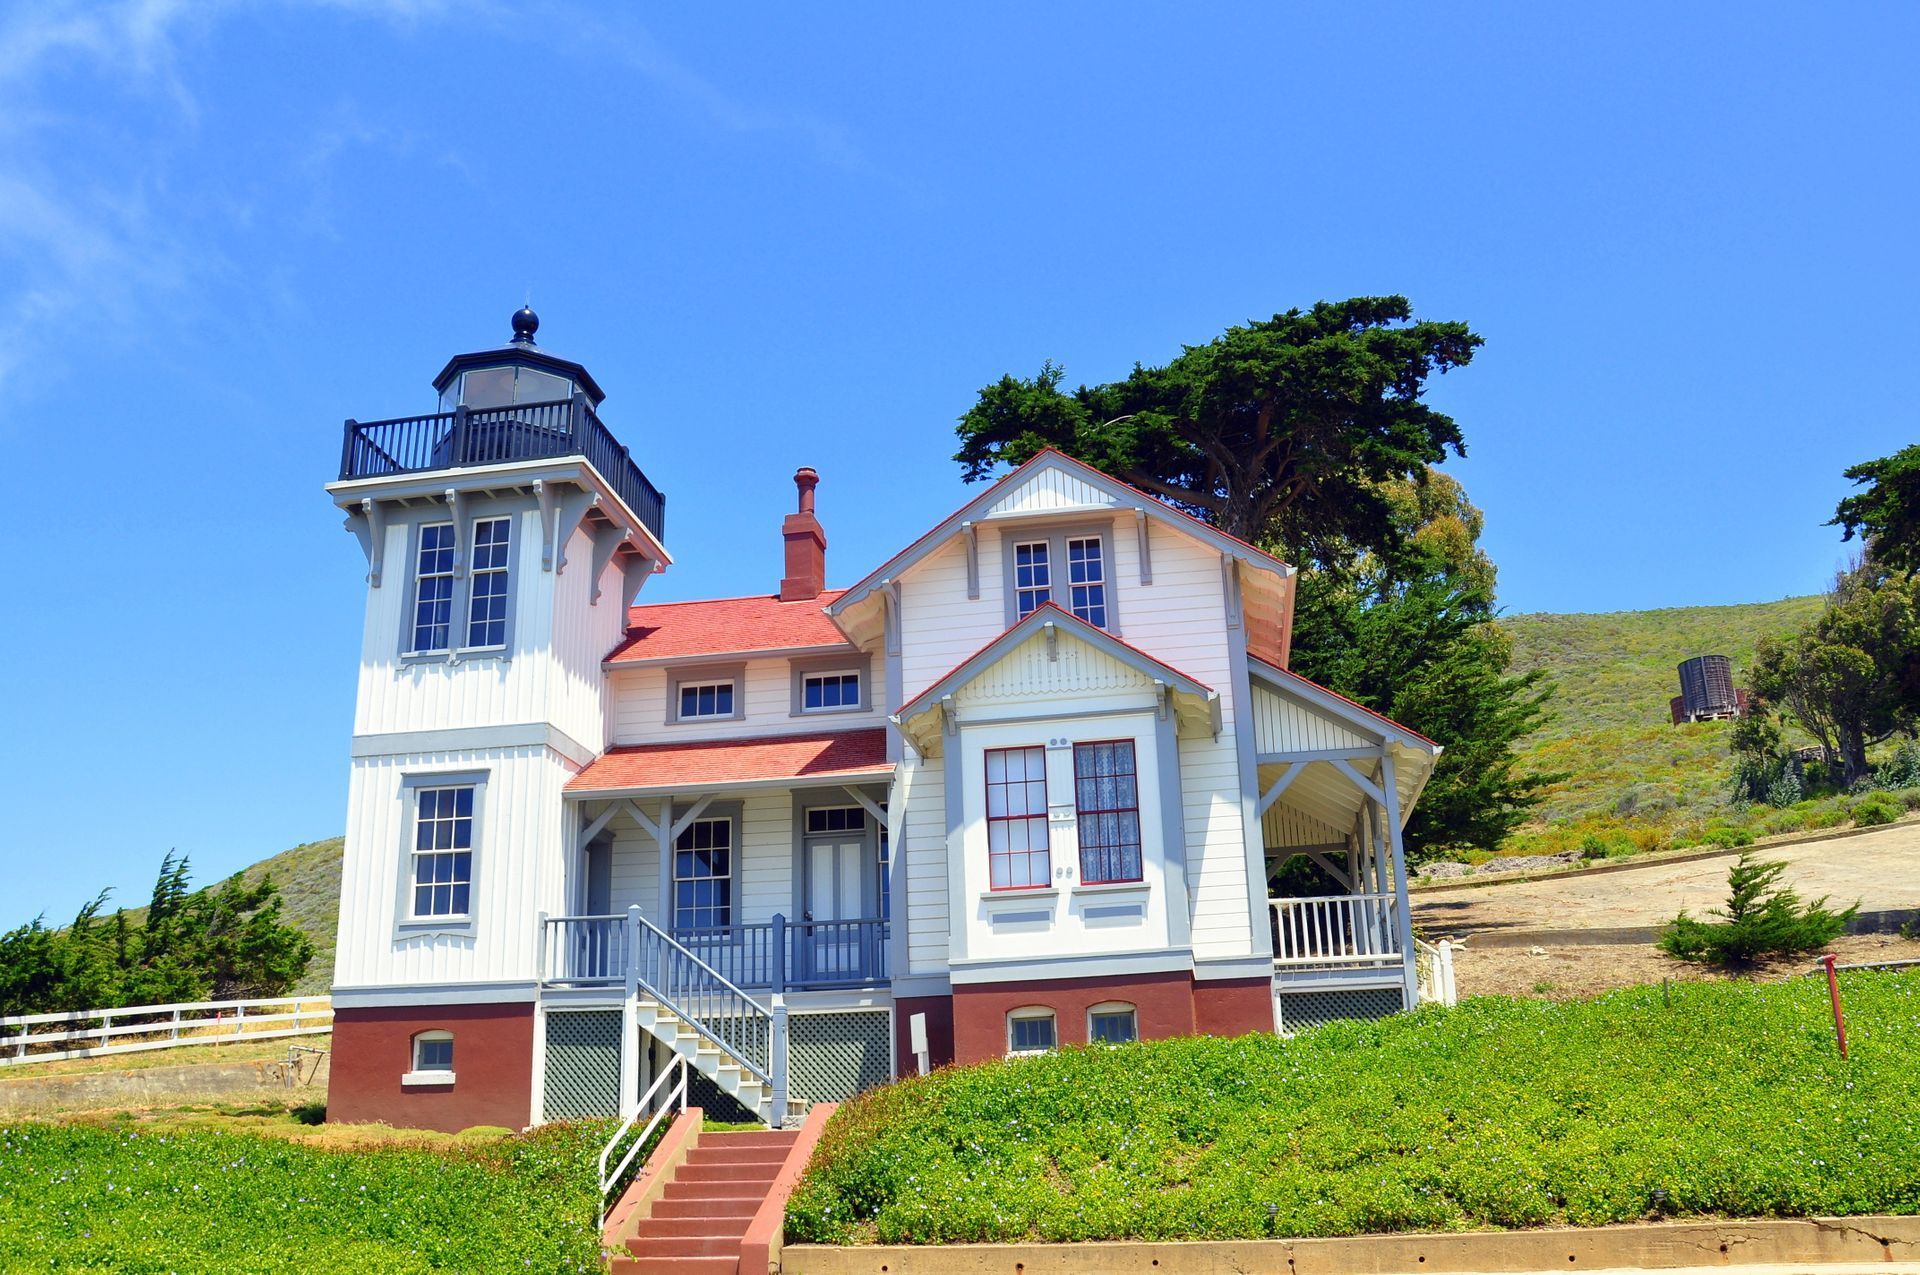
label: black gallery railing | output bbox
[338,396,666,542]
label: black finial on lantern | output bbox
[510,305,539,346]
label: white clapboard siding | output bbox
[899,537,1004,707]
[1250,683,1374,755]
[1180,729,1255,961]
[335,744,572,991]
[898,754,950,975]
[608,653,888,747]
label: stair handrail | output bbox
[596,1053,688,1227]
[628,909,783,1100]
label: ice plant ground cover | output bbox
[787,971,1920,1244]
[0,1117,613,1272]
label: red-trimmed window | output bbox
[1073,740,1142,884]
[985,746,1051,890]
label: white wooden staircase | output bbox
[634,996,779,1125]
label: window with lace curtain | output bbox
[1073,739,1142,884]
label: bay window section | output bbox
[986,745,1051,890]
[1073,740,1142,884]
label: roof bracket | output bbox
[1221,554,1243,629]
[447,488,469,577]
[1044,620,1058,662]
[940,695,958,737]
[962,522,979,599]
[1133,508,1152,585]
[588,521,631,604]
[348,497,388,588]
[1154,679,1170,721]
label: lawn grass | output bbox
[786,970,1920,1244]
[0,1112,612,1272]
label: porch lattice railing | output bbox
[1269,893,1403,966]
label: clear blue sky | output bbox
[1,2,1915,923]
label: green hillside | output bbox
[1500,595,1825,842]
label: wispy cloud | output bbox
[0,1,880,395]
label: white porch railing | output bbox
[1269,893,1403,966]
[0,996,333,1066]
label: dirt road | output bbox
[1412,820,1920,998]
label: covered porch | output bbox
[1247,658,1440,1025]
[543,729,896,995]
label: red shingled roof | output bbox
[566,729,891,793]
[608,590,851,664]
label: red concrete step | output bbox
[628,1234,740,1259]
[663,1180,769,1201]
[699,1130,797,1150]
[674,1162,783,1186]
[634,1215,753,1240]
[685,1146,791,1168]
[610,1256,737,1275]
[650,1195,761,1220]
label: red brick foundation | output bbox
[1193,976,1277,1037]
[892,994,957,1077]
[328,1002,534,1132]
[951,969,1205,1064]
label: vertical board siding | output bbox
[336,744,572,991]
[983,467,1121,518]
[354,514,625,750]
[953,630,1155,706]
[1262,803,1350,851]
[1251,685,1373,755]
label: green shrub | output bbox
[1699,824,1755,849]
[1851,792,1902,827]
[788,972,1920,1244]
[1661,852,1859,965]
[0,1119,610,1271]
[1876,741,1920,791]
[1759,809,1809,837]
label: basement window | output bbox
[403,1031,455,1085]
[1007,1007,1057,1056]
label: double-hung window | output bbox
[465,517,511,648]
[801,669,860,711]
[1012,541,1052,619]
[679,680,735,720]
[673,817,732,932]
[985,746,1051,890]
[411,523,457,653]
[1066,536,1108,628]
[411,786,474,917]
[1073,740,1142,884]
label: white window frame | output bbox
[403,1030,456,1085]
[1007,1007,1058,1056]
[1012,539,1052,620]
[408,520,457,655]
[1088,1002,1138,1045]
[1000,521,1119,632]
[1065,535,1109,629]
[464,516,512,650]
[672,814,735,933]
[666,663,747,725]
[678,680,737,720]
[394,770,486,939]
[409,785,475,920]
[799,668,862,713]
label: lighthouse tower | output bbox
[322,310,668,1127]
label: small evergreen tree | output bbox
[1661,852,1858,966]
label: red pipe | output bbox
[1823,953,1849,1060]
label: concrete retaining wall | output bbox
[0,1052,328,1118]
[782,1215,1920,1274]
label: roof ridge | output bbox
[627,588,847,613]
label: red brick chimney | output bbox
[779,467,827,602]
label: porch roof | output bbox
[564,728,891,796]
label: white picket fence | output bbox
[0,995,333,1066]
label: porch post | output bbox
[1379,756,1419,1009]
[656,796,674,932]
[771,913,787,995]
[619,904,641,1113]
